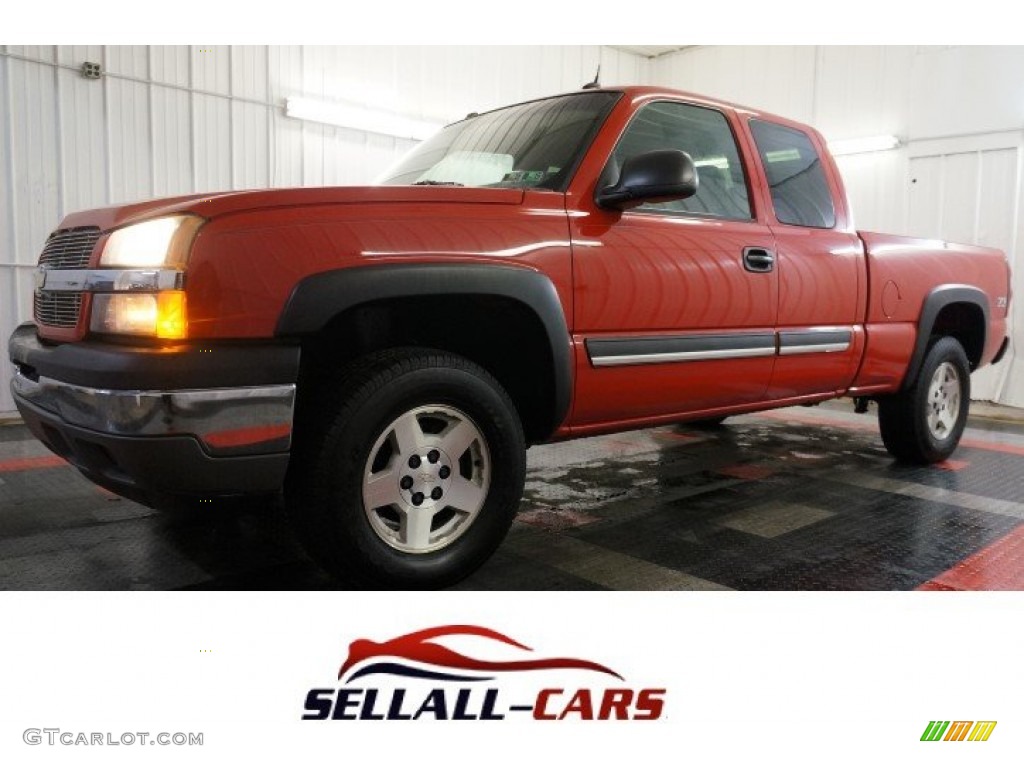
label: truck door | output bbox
[568,99,778,429]
[746,118,866,399]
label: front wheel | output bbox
[286,348,526,588]
[878,336,971,463]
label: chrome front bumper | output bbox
[11,367,295,457]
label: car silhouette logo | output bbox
[338,625,622,683]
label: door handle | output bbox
[743,247,775,273]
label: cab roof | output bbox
[591,85,814,132]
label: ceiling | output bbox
[610,46,692,59]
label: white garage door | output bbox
[907,144,1022,406]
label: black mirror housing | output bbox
[596,149,699,210]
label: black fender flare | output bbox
[902,284,989,389]
[276,262,573,432]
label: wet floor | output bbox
[1,402,1023,590]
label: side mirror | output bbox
[596,149,699,210]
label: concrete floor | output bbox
[1,400,1023,590]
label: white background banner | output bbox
[0,592,1021,766]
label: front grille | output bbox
[34,226,100,330]
[34,291,83,328]
[38,226,101,270]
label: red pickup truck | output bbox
[9,86,1011,587]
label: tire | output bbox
[878,336,970,464]
[286,347,526,588]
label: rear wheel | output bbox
[286,348,525,588]
[878,336,970,463]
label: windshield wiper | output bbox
[412,180,465,186]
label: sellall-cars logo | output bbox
[302,625,666,721]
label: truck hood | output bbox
[59,186,528,231]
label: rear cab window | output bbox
[749,119,836,229]
[604,101,753,220]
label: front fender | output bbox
[275,262,573,431]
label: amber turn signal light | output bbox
[156,291,188,339]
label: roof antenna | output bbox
[582,65,601,90]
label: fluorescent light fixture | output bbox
[764,148,801,163]
[285,97,442,141]
[695,156,729,170]
[829,135,902,156]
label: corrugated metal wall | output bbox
[652,45,1024,408]
[0,45,649,415]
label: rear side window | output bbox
[749,120,836,229]
[604,101,752,220]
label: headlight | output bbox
[90,214,201,339]
[99,215,204,268]
[90,291,188,339]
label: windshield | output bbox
[378,92,620,191]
